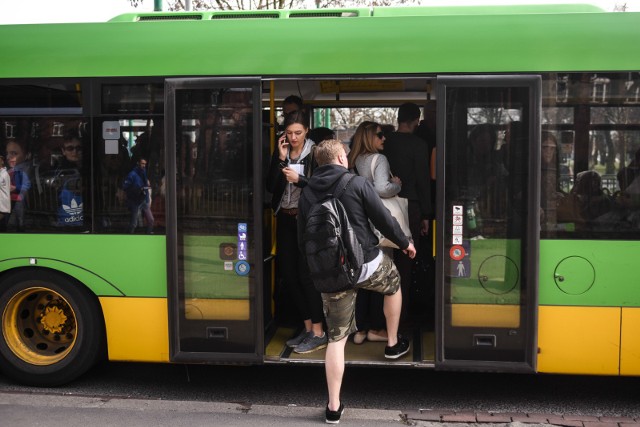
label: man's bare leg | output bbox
[325,336,348,411]
[383,289,402,347]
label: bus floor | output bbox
[264,324,435,367]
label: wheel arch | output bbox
[0,258,126,297]
[0,266,109,386]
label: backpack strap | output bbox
[303,172,355,205]
[334,173,356,200]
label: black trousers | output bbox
[393,200,423,322]
[276,211,324,325]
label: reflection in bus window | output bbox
[1,115,89,233]
[95,118,165,234]
[541,72,640,239]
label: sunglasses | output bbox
[64,145,82,152]
[376,131,385,139]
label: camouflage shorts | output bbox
[321,253,400,343]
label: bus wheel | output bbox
[0,270,105,387]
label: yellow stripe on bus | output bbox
[621,307,640,375]
[451,304,520,328]
[185,298,250,321]
[100,297,170,362]
[538,305,620,375]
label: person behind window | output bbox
[558,170,613,227]
[617,147,640,192]
[123,157,154,234]
[347,121,403,345]
[54,129,84,228]
[266,110,326,354]
[0,155,10,231]
[6,139,31,232]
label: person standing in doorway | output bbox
[266,111,327,354]
[383,102,433,321]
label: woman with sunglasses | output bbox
[346,121,402,344]
[266,110,327,354]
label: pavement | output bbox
[2,390,640,426]
[403,409,640,427]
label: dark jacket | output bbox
[383,131,433,219]
[123,166,149,209]
[266,139,315,213]
[297,164,410,264]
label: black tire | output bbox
[0,269,105,386]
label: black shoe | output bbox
[325,402,344,424]
[384,335,410,359]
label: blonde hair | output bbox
[315,139,346,166]
[347,121,380,169]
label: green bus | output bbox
[1,4,639,386]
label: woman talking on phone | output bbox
[266,110,327,354]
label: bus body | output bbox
[0,4,639,386]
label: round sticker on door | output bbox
[449,245,466,261]
[235,260,250,276]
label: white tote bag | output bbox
[369,154,412,249]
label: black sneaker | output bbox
[384,336,410,359]
[325,402,344,424]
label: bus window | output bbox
[542,73,640,240]
[0,83,89,233]
[95,83,165,234]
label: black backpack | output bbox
[302,173,364,293]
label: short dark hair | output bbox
[397,102,421,123]
[63,128,82,143]
[308,127,335,144]
[283,95,304,111]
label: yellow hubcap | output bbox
[2,287,78,366]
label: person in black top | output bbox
[266,111,326,354]
[297,139,416,424]
[383,102,432,321]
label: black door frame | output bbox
[165,77,264,363]
[435,75,541,373]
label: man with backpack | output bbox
[297,139,416,424]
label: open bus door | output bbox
[435,76,540,372]
[165,78,264,363]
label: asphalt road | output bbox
[1,361,639,420]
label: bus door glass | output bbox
[436,76,540,371]
[165,78,263,362]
